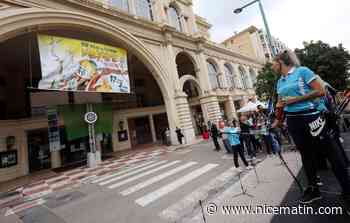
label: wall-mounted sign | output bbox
[0,151,18,168]
[37,34,130,93]
[84,112,98,124]
[118,130,128,142]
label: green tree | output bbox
[255,62,279,101]
[295,41,350,90]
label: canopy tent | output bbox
[237,101,267,113]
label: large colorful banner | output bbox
[37,34,130,93]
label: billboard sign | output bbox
[37,34,130,93]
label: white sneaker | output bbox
[339,137,344,144]
[235,167,243,172]
[246,166,253,170]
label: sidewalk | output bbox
[0,138,203,216]
[188,144,350,222]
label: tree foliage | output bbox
[255,62,279,101]
[295,41,350,90]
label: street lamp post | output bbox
[234,0,276,57]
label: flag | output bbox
[267,98,274,115]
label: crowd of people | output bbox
[169,49,350,215]
[198,104,291,172]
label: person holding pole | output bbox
[271,50,350,213]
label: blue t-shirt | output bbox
[224,127,240,146]
[277,66,322,113]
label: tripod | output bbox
[232,170,254,198]
[251,158,270,186]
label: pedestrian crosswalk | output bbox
[90,158,239,222]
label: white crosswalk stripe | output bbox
[92,160,157,184]
[90,158,228,219]
[120,162,198,196]
[108,161,181,189]
[99,160,168,186]
[135,163,219,207]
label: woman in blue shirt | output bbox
[271,50,350,212]
[224,121,252,171]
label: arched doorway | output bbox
[0,9,175,175]
[175,52,203,136]
[182,79,204,136]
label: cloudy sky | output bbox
[193,0,350,50]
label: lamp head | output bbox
[234,8,243,14]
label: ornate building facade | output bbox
[0,0,263,181]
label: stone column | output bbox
[127,0,136,15]
[225,95,238,121]
[149,114,157,143]
[51,150,62,169]
[162,27,181,90]
[175,92,196,144]
[200,95,221,125]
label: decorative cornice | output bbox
[203,42,264,65]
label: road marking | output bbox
[99,160,168,186]
[176,149,193,154]
[121,162,198,196]
[222,154,233,160]
[92,160,156,184]
[108,161,181,189]
[160,167,235,221]
[135,164,219,207]
[5,198,45,216]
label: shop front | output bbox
[0,13,174,182]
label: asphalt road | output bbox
[15,140,250,223]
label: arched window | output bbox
[110,0,129,11]
[239,66,248,89]
[224,64,235,88]
[207,61,219,89]
[135,0,153,20]
[168,6,182,31]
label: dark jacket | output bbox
[210,125,220,138]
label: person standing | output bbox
[271,50,350,211]
[210,123,221,151]
[223,122,252,171]
[202,125,210,140]
[239,115,257,160]
[220,121,232,154]
[175,127,184,145]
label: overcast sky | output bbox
[193,0,350,50]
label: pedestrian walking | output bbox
[210,123,221,151]
[175,127,184,145]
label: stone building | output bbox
[222,25,288,63]
[0,0,262,182]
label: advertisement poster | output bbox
[37,34,130,93]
